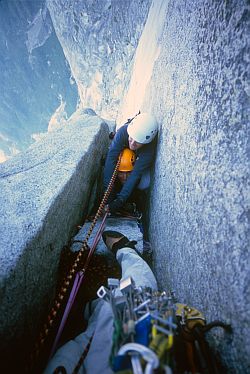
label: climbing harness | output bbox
[28,154,121,371]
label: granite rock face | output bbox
[0,0,78,160]
[72,217,143,256]
[0,112,109,369]
[47,0,151,120]
[143,1,249,372]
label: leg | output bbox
[102,231,157,289]
[116,247,157,290]
[84,302,114,374]
[44,300,104,374]
[84,246,158,373]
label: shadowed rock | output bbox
[0,111,109,367]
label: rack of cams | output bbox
[97,276,232,374]
[97,277,189,373]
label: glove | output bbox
[108,198,124,214]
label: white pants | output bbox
[44,247,157,374]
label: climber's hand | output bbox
[108,198,124,214]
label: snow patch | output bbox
[70,75,76,85]
[0,149,8,163]
[0,133,20,163]
[31,132,47,143]
[9,146,20,157]
[0,146,20,163]
[48,96,68,132]
[83,71,103,110]
[80,11,89,26]
[26,6,53,54]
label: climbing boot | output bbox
[102,230,137,254]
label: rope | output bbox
[29,155,121,370]
[49,212,108,358]
[72,335,94,374]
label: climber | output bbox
[44,230,228,374]
[44,230,157,374]
[103,112,158,240]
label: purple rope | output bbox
[49,213,108,358]
[50,271,84,358]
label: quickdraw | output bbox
[28,154,121,371]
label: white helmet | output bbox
[127,113,158,144]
